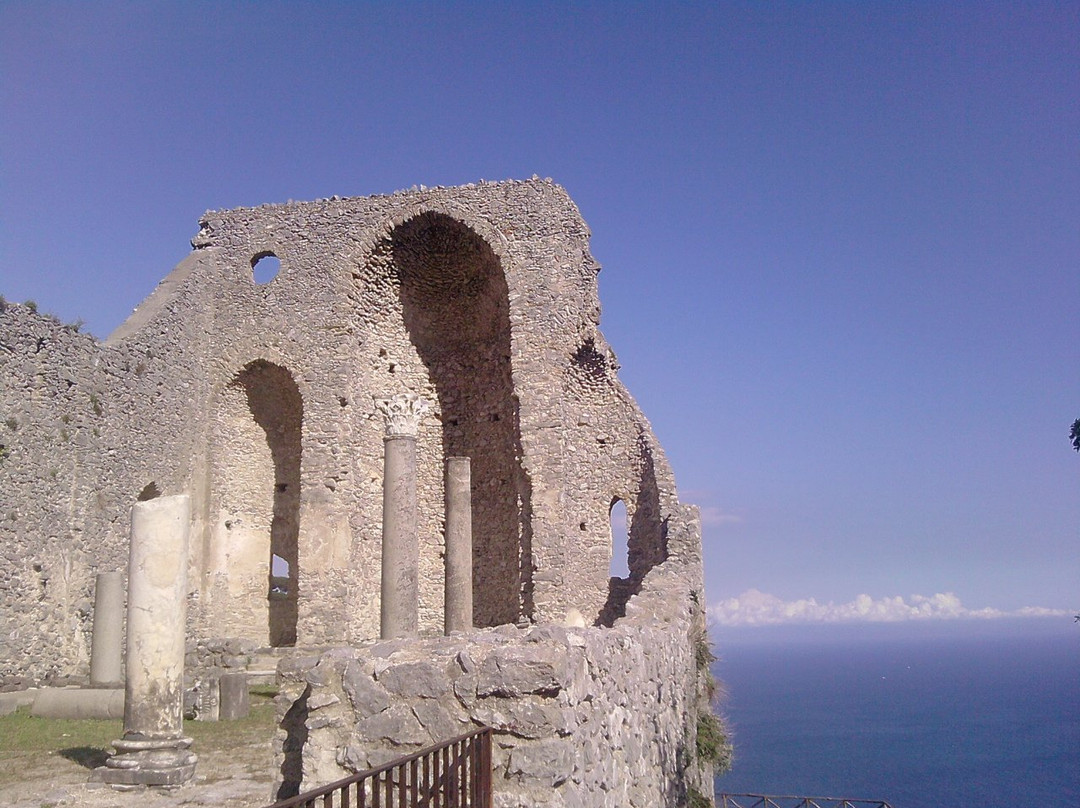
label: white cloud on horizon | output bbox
[699,505,743,527]
[708,589,1069,626]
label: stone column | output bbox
[375,394,428,639]
[444,456,473,634]
[98,494,196,788]
[89,570,124,687]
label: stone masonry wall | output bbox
[271,508,712,808]
[1,179,698,694]
[0,299,211,685]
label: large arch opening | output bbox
[390,212,531,627]
[211,359,302,646]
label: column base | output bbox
[92,735,197,788]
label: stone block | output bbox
[507,739,573,787]
[356,702,430,746]
[471,697,565,739]
[30,687,124,720]
[410,699,469,742]
[377,660,450,699]
[476,646,568,698]
[342,661,390,716]
[218,672,249,720]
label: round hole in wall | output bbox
[252,253,281,285]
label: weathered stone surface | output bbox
[410,699,469,742]
[98,495,196,788]
[30,687,125,720]
[471,696,566,739]
[0,181,714,804]
[1,179,688,684]
[273,545,714,806]
[507,739,573,787]
[342,661,390,716]
[377,660,449,699]
[476,646,568,697]
[218,672,250,720]
[88,571,123,687]
[357,703,430,746]
[443,456,473,634]
[306,691,340,711]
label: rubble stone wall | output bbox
[273,516,712,807]
[0,300,209,685]
[1,179,697,692]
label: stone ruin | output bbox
[0,179,716,805]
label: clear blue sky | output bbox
[2,2,1076,616]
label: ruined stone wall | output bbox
[0,291,215,685]
[1,179,694,686]
[272,508,712,808]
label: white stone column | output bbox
[444,456,473,634]
[98,494,196,788]
[89,570,124,687]
[375,394,428,639]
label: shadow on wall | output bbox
[392,212,534,627]
[276,684,310,800]
[598,433,668,626]
[212,360,302,647]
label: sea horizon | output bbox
[710,616,1079,807]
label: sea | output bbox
[710,617,1080,807]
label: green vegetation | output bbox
[691,601,734,792]
[0,688,278,788]
[688,785,714,808]
[0,710,121,755]
[184,688,278,749]
[697,711,734,773]
[695,633,716,671]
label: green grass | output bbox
[185,690,278,750]
[0,688,278,786]
[0,711,121,754]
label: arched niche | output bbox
[209,359,302,646]
[389,211,532,627]
[599,434,668,626]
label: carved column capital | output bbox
[374,393,429,438]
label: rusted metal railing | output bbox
[266,727,492,808]
[718,795,894,808]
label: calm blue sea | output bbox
[711,618,1080,807]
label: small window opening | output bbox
[252,253,281,285]
[270,554,290,596]
[609,499,629,579]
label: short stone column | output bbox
[218,672,250,720]
[375,394,428,639]
[444,456,473,634]
[98,494,196,788]
[89,570,124,687]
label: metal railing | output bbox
[718,795,894,808]
[265,727,492,808]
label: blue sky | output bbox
[2,2,1076,619]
